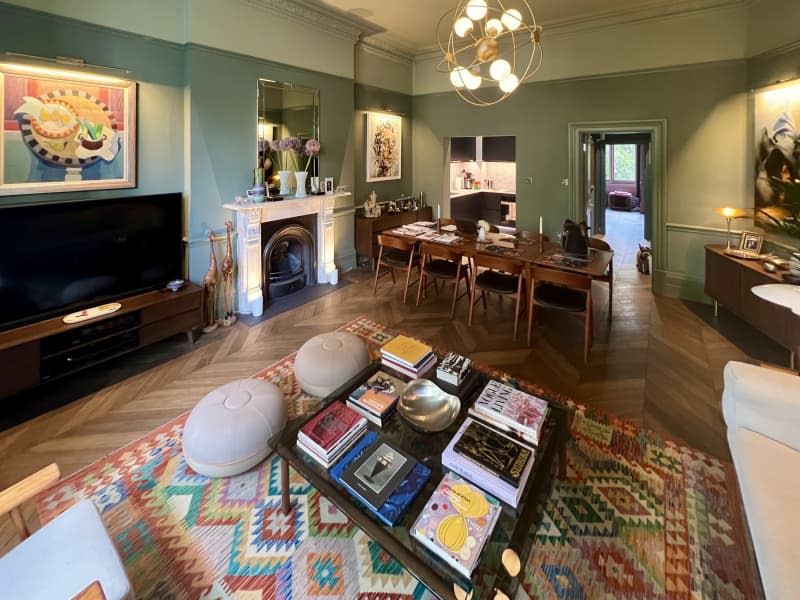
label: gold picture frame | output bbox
[739,230,764,254]
[0,63,136,196]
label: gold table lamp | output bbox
[714,207,748,250]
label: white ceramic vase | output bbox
[294,171,308,198]
[278,170,291,196]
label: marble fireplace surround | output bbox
[225,192,351,317]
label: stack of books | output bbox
[380,335,437,378]
[442,417,534,508]
[436,352,471,386]
[468,380,550,446]
[297,401,367,468]
[410,472,501,577]
[332,431,431,526]
[346,370,405,426]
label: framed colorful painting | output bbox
[366,112,401,182]
[753,80,800,236]
[0,64,136,195]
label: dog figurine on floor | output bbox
[637,245,652,274]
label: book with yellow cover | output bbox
[380,335,433,368]
[410,472,501,577]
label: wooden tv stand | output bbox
[0,284,203,400]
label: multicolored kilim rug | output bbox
[34,317,762,599]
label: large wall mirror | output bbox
[257,79,319,188]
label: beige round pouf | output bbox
[294,332,371,397]
[183,378,286,478]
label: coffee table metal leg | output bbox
[281,457,291,515]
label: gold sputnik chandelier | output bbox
[437,0,543,106]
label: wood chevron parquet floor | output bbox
[0,248,787,555]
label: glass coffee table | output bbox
[277,361,570,600]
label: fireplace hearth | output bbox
[263,223,315,301]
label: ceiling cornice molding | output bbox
[750,39,800,60]
[357,39,414,65]
[239,0,384,43]
[412,0,749,59]
[541,0,749,36]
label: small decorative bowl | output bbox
[166,278,185,292]
[398,378,461,432]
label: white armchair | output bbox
[0,463,132,599]
[722,361,800,599]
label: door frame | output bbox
[567,119,667,287]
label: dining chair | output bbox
[468,253,526,340]
[0,463,133,599]
[438,217,457,227]
[517,230,550,243]
[588,236,613,321]
[529,266,593,363]
[373,234,421,304]
[416,242,471,319]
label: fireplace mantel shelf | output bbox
[224,192,351,317]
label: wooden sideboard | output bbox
[705,244,800,363]
[355,206,433,265]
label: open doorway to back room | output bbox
[604,139,648,268]
[580,131,653,278]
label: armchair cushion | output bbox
[727,427,800,599]
[0,499,131,599]
[722,361,800,451]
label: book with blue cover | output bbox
[331,431,431,526]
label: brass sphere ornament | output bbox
[475,37,499,62]
[437,0,543,107]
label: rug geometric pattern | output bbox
[35,316,761,599]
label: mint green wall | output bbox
[0,3,185,209]
[412,62,748,299]
[184,45,355,282]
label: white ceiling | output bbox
[319,0,746,55]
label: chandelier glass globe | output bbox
[465,0,488,20]
[453,16,473,37]
[489,59,511,81]
[501,8,522,31]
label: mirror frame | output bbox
[257,79,319,174]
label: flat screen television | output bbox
[0,193,183,332]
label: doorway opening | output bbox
[591,134,651,269]
[569,120,665,294]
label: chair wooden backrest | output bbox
[377,234,415,253]
[517,230,550,243]
[588,237,611,252]
[419,241,463,264]
[0,463,60,541]
[532,266,591,291]
[472,253,524,276]
[438,217,456,227]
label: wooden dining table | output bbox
[380,226,613,276]
[380,224,614,330]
